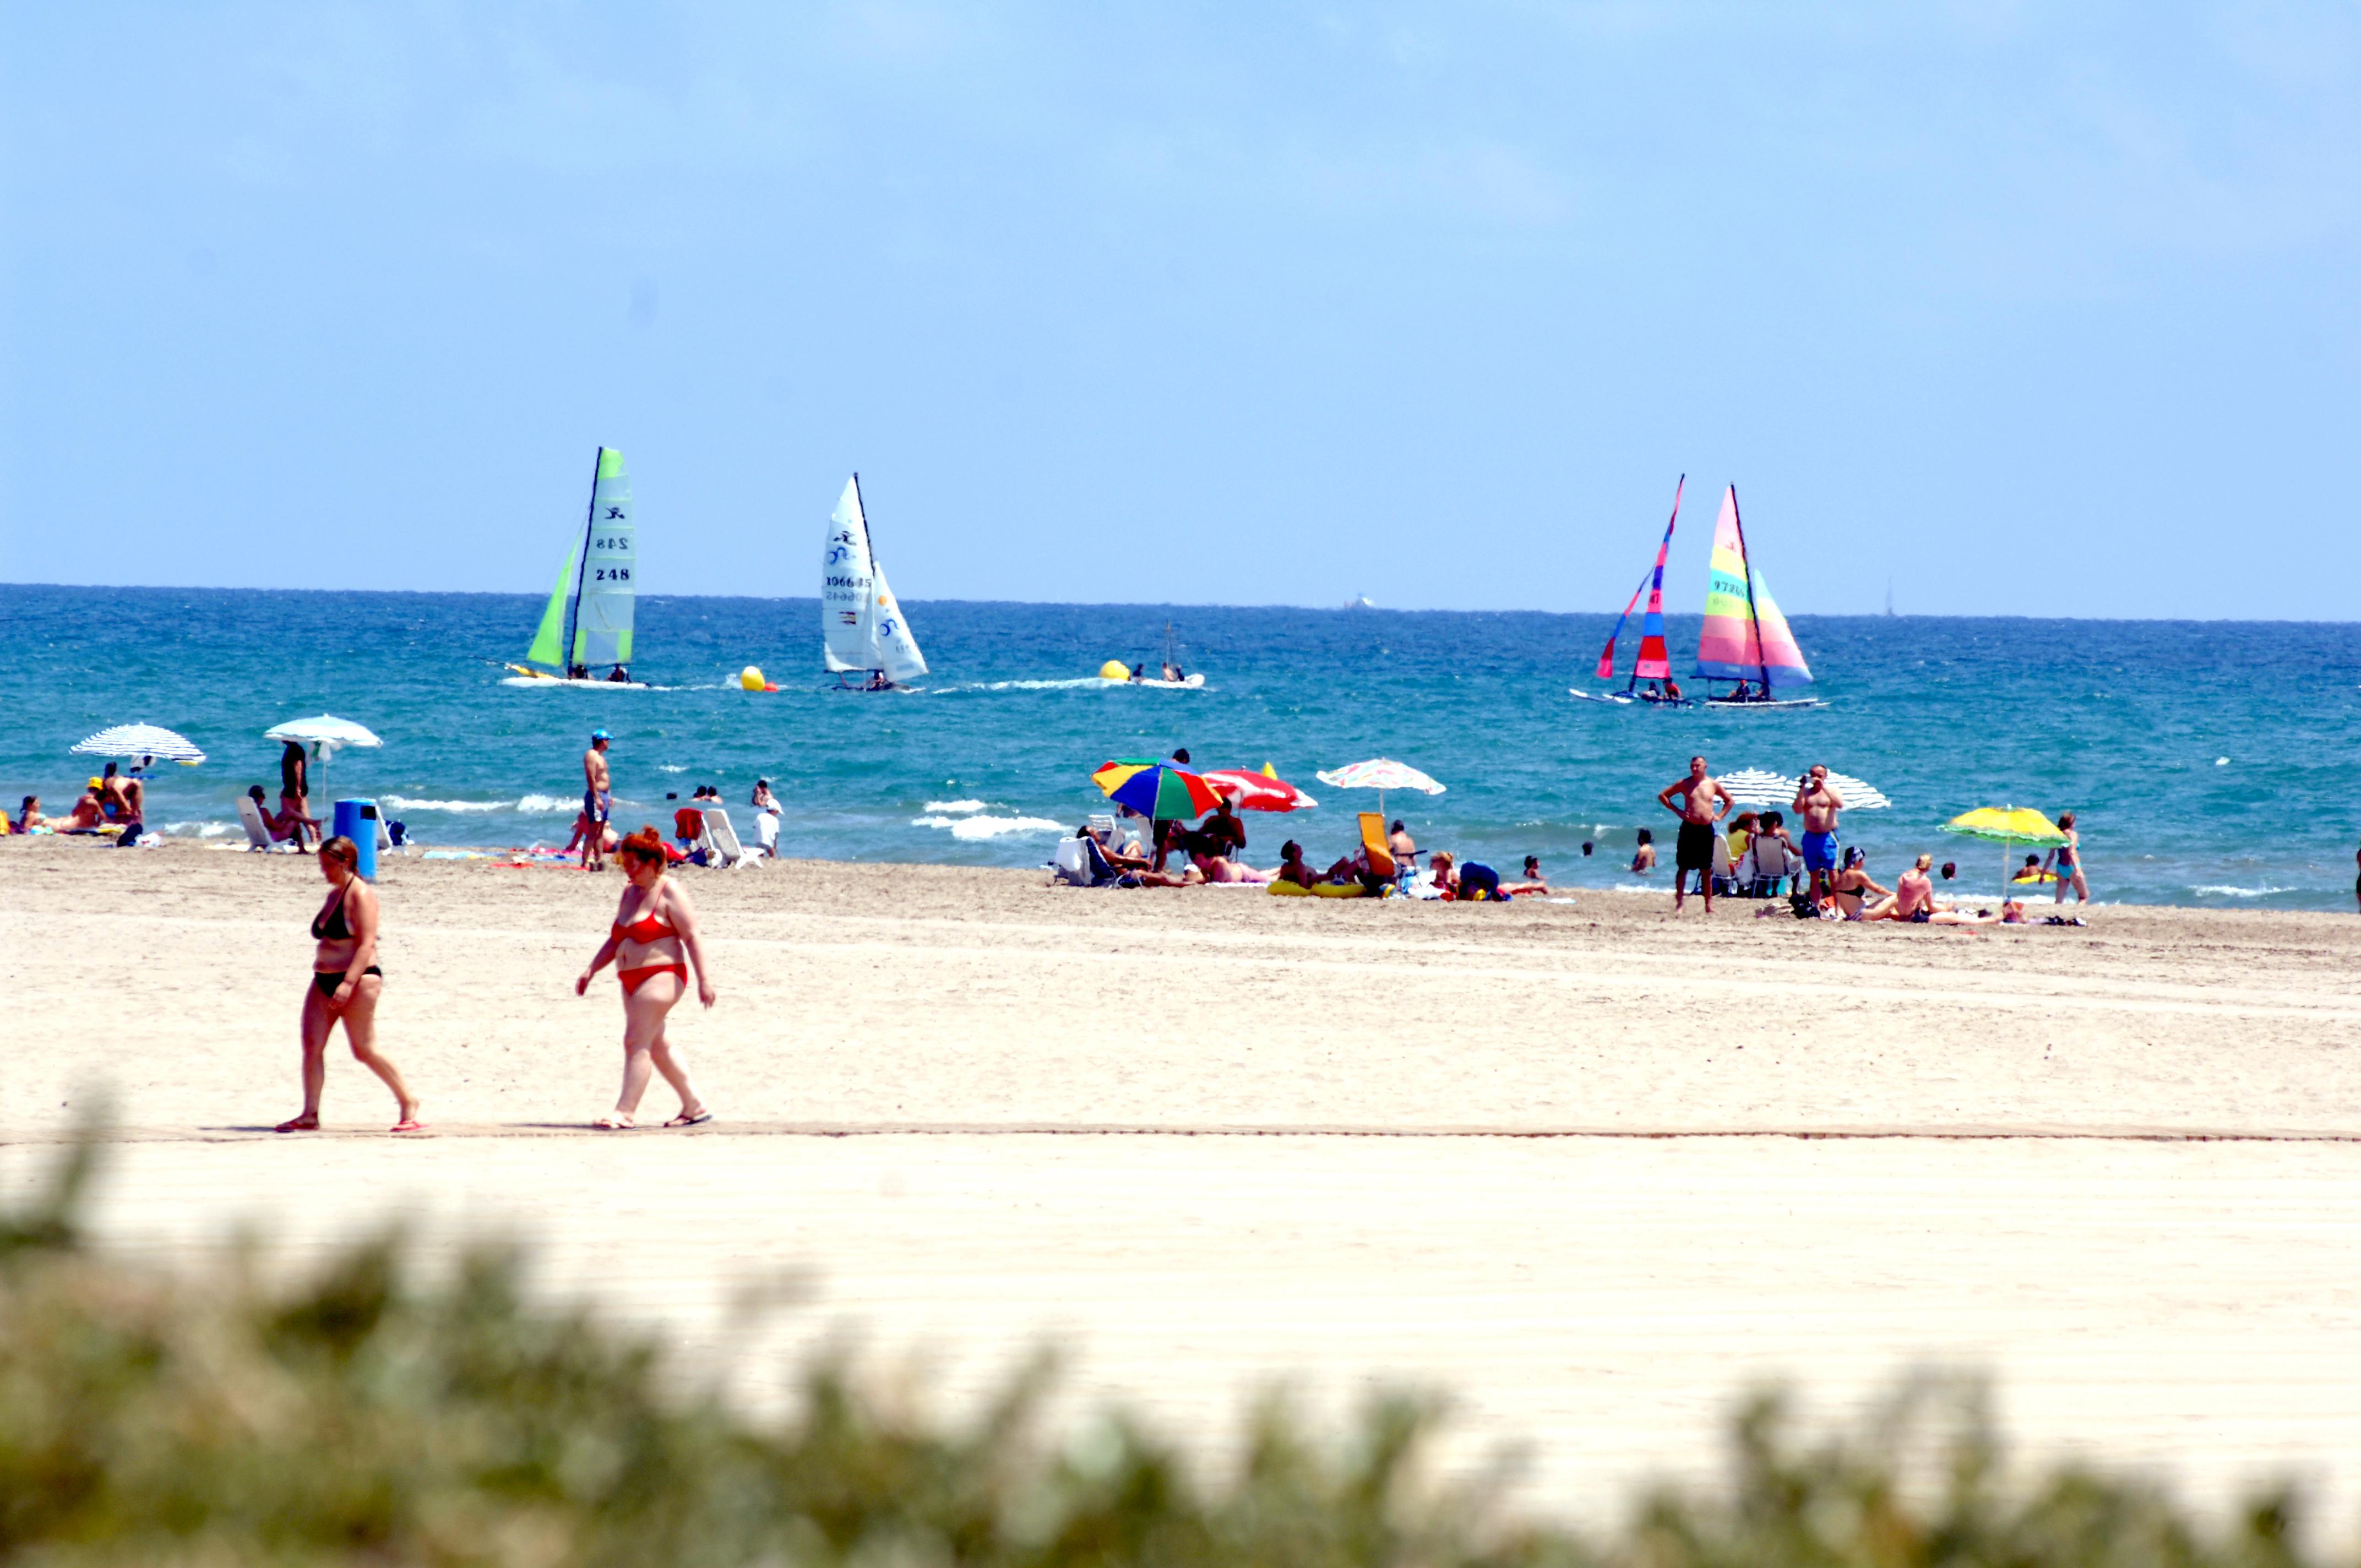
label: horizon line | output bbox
[2,579,2356,627]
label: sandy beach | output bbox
[6,837,2361,1521]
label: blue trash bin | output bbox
[330,799,380,881]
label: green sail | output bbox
[524,541,578,668]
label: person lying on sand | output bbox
[1190,849,1273,884]
[1502,856,1551,896]
[13,794,45,833]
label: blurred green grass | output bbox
[0,1135,2320,1567]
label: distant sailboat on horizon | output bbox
[503,447,648,689]
[822,473,928,690]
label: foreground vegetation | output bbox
[0,1140,2328,1566]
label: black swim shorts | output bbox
[1675,820,1716,872]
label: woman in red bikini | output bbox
[276,835,422,1134]
[575,825,715,1129]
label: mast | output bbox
[1728,484,1770,694]
[851,471,881,679]
[564,445,602,674]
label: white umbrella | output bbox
[1314,756,1444,824]
[1716,767,1890,811]
[264,715,383,807]
[71,723,206,766]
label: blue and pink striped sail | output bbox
[1595,476,1682,685]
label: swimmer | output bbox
[275,836,421,1134]
[576,825,716,1129]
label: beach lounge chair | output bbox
[236,796,285,852]
[1358,813,1396,883]
[697,805,760,869]
[1710,832,1735,895]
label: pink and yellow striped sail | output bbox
[1694,487,1811,691]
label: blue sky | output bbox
[3,3,2355,616]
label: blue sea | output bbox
[7,584,2357,910]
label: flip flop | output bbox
[665,1109,713,1128]
[273,1115,319,1133]
[390,1119,426,1134]
[592,1115,636,1130]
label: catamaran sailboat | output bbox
[1693,486,1819,709]
[1570,480,1821,709]
[1570,476,1687,705]
[504,448,647,688]
[822,473,928,690]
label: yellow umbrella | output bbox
[1943,805,2068,896]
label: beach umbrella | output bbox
[70,723,206,766]
[1199,764,1318,813]
[265,715,383,805]
[1314,757,1445,821]
[1718,767,1891,811]
[69,723,205,836]
[1943,805,2066,895]
[1092,759,1223,820]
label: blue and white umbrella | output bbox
[71,723,206,766]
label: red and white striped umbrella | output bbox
[1199,766,1318,813]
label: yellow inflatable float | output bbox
[1268,880,1369,898]
[1098,659,1131,682]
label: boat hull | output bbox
[1700,697,1824,711]
[502,666,650,690]
[1568,688,1693,707]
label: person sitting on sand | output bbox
[275,835,422,1135]
[575,825,716,1130]
[1629,827,1656,874]
[12,794,43,834]
[1502,855,1552,895]
[1862,854,1940,922]
[1455,860,1505,901]
[1323,844,1385,894]
[1198,799,1247,860]
[1275,840,1318,889]
[59,783,107,834]
[1388,819,1418,869]
[1827,847,1890,919]
[565,810,620,859]
[1427,849,1459,896]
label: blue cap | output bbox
[591,729,611,741]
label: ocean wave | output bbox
[2190,884,2289,898]
[978,678,1115,691]
[164,821,232,837]
[924,799,989,813]
[382,794,575,814]
[911,813,1065,840]
[658,764,688,774]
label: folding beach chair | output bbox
[236,796,286,852]
[1710,831,1735,895]
[697,805,761,869]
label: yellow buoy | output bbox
[1098,660,1131,682]
[739,665,766,691]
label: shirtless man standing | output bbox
[581,729,613,872]
[1656,754,1734,913]
[1793,763,1845,904]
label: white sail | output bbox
[572,448,636,669]
[822,473,927,682]
[870,560,928,682]
[822,476,878,673]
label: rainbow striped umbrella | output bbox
[1092,758,1223,820]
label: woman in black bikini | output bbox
[575,825,715,1130]
[277,835,421,1133]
